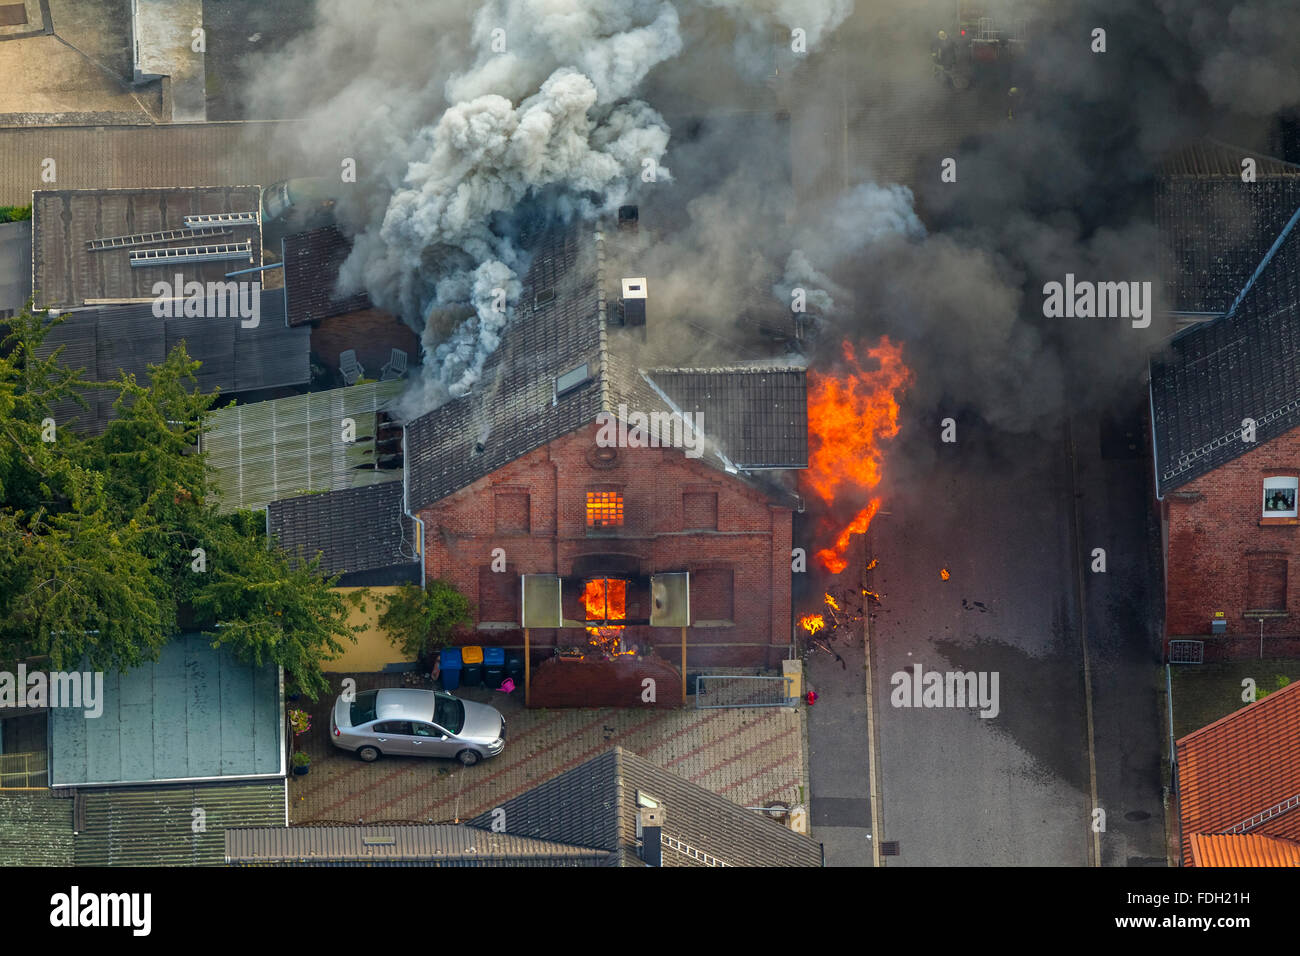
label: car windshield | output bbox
[349,690,378,726]
[435,694,465,734]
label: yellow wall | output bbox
[324,586,416,673]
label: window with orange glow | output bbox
[586,491,624,528]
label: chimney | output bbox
[621,277,647,327]
[639,807,663,867]
[618,204,639,231]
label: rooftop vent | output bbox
[618,205,639,230]
[621,277,647,327]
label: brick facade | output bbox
[1164,424,1300,653]
[418,422,795,673]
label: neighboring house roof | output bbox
[49,634,284,787]
[225,822,612,866]
[31,187,264,310]
[0,791,75,865]
[1189,832,1300,867]
[405,222,807,511]
[1176,680,1300,866]
[35,291,310,435]
[1149,197,1300,496]
[282,225,371,326]
[466,746,822,867]
[204,379,405,513]
[77,780,286,866]
[1156,142,1300,316]
[0,219,31,315]
[268,483,420,585]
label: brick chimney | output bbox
[639,807,663,867]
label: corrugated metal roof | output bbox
[77,780,286,867]
[34,291,309,434]
[466,746,822,867]
[32,187,263,309]
[225,823,610,865]
[0,219,31,314]
[283,226,371,326]
[269,483,416,576]
[0,792,75,866]
[205,380,406,512]
[0,122,307,207]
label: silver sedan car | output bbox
[330,688,505,766]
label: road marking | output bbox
[1067,418,1103,867]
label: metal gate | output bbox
[1169,640,1204,664]
[695,675,794,709]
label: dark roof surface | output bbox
[282,225,371,326]
[0,220,31,315]
[36,290,309,434]
[76,780,286,867]
[32,187,263,309]
[225,823,612,866]
[1150,200,1300,495]
[268,482,417,579]
[646,367,808,468]
[466,746,822,867]
[0,791,75,866]
[405,222,808,510]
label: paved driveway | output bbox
[289,674,808,825]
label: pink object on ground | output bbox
[499,678,516,693]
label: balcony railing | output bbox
[0,752,48,789]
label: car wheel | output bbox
[457,750,481,767]
[357,746,381,762]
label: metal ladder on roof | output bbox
[1224,792,1300,834]
[87,226,231,251]
[184,212,260,228]
[128,242,254,267]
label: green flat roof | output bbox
[49,634,283,787]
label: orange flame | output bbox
[940,568,950,581]
[824,593,841,612]
[806,337,912,573]
[799,614,825,636]
[582,578,627,652]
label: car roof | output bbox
[373,689,438,723]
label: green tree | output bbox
[378,580,473,663]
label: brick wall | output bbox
[419,422,795,671]
[1165,424,1300,652]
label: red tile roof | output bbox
[1189,833,1300,867]
[1177,681,1300,865]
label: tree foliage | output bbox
[0,302,363,697]
[379,580,473,661]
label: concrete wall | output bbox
[323,586,416,673]
[418,422,795,670]
[1165,424,1300,649]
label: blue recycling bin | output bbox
[482,646,506,689]
[439,647,463,691]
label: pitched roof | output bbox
[31,186,264,309]
[36,291,310,434]
[268,482,419,584]
[465,746,822,867]
[0,791,75,866]
[404,221,808,510]
[225,823,612,866]
[282,225,371,326]
[1176,680,1300,866]
[76,779,286,866]
[0,219,31,315]
[1149,198,1300,495]
[1189,833,1300,867]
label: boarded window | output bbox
[478,565,519,623]
[691,568,735,622]
[682,491,718,530]
[1246,558,1288,613]
[586,490,624,528]
[494,492,530,534]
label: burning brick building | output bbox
[1149,145,1300,660]
[403,216,808,703]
